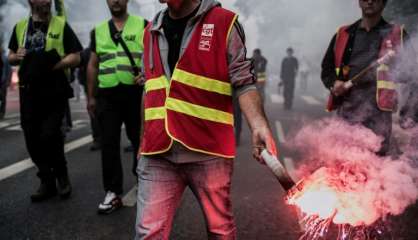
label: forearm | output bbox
[239,90,270,131]
[87,65,98,100]
[54,53,80,70]
[321,35,337,89]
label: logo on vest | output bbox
[199,24,214,51]
[48,32,60,40]
[124,35,136,42]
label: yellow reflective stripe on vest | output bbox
[145,76,169,93]
[335,68,340,76]
[166,97,233,125]
[116,65,134,72]
[377,64,395,89]
[99,52,143,63]
[377,64,389,72]
[99,68,116,75]
[172,69,232,96]
[377,80,396,90]
[145,107,166,121]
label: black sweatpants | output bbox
[20,89,68,183]
[283,78,295,110]
[97,84,142,195]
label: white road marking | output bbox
[301,95,321,105]
[275,121,286,143]
[4,119,89,132]
[71,119,89,131]
[4,113,20,119]
[122,185,138,207]
[0,135,93,182]
[0,119,20,129]
[5,125,21,131]
[270,94,284,104]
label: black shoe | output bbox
[89,141,101,151]
[57,173,72,199]
[123,145,134,153]
[98,191,123,215]
[31,182,57,202]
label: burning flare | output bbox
[284,118,418,239]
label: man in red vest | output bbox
[135,0,277,239]
[321,0,411,155]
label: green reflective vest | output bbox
[16,16,66,58]
[95,15,145,88]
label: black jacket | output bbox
[19,49,72,99]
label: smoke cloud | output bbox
[287,118,418,226]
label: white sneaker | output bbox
[98,191,122,214]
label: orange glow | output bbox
[286,167,376,227]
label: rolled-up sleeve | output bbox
[227,20,257,97]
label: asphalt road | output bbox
[1,81,417,240]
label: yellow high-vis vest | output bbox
[95,15,145,88]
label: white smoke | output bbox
[288,118,418,226]
[0,1,27,48]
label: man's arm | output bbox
[227,20,277,161]
[86,51,99,117]
[54,23,82,70]
[8,26,25,66]
[53,53,80,70]
[239,90,277,160]
[321,34,337,89]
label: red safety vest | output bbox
[334,23,403,112]
[140,7,238,158]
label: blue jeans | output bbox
[135,156,236,240]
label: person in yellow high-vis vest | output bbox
[86,0,147,215]
[7,0,82,202]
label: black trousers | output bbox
[20,88,68,183]
[283,78,295,109]
[97,84,142,195]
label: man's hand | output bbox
[252,126,278,164]
[332,80,347,96]
[87,97,97,118]
[8,48,27,65]
[16,48,26,61]
[134,72,146,85]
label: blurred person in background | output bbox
[8,0,82,202]
[280,47,298,110]
[87,0,147,214]
[252,48,268,103]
